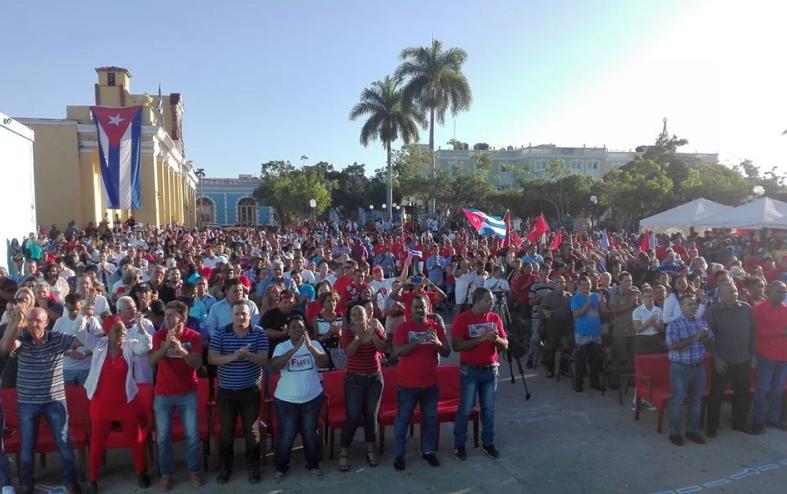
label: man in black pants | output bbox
[704,283,755,437]
[208,301,269,484]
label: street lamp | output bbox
[309,198,316,222]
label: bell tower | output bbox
[94,66,132,106]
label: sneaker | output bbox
[766,422,787,432]
[685,433,705,445]
[86,482,98,494]
[748,424,766,435]
[669,434,684,446]
[706,429,717,438]
[422,452,440,467]
[482,445,500,459]
[159,476,173,492]
[454,447,467,461]
[2,488,15,494]
[190,472,205,488]
[394,456,406,471]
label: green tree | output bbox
[350,76,424,221]
[254,161,332,225]
[396,39,473,214]
[388,143,432,202]
[602,157,674,228]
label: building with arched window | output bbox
[198,175,272,226]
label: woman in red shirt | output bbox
[337,304,386,471]
[77,315,153,494]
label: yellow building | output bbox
[18,66,198,229]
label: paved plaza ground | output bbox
[21,353,787,494]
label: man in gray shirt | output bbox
[704,284,755,437]
[0,306,82,493]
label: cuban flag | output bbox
[462,208,506,239]
[90,106,143,210]
[407,249,423,259]
[600,229,610,249]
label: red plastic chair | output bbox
[321,370,346,458]
[376,366,399,453]
[634,353,712,433]
[0,386,90,476]
[634,354,672,433]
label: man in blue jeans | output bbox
[665,295,714,446]
[149,301,204,491]
[0,306,82,493]
[392,295,451,471]
[451,287,509,460]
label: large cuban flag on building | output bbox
[90,106,143,210]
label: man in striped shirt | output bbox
[0,306,82,494]
[208,301,269,484]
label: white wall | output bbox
[0,112,37,274]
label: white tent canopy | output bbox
[639,198,733,233]
[694,196,787,230]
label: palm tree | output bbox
[195,168,206,228]
[396,39,472,214]
[350,76,424,221]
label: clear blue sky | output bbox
[2,0,782,178]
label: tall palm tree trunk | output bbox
[387,141,393,222]
[428,107,436,215]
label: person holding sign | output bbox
[451,287,509,461]
[270,316,329,482]
[391,294,451,471]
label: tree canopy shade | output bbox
[396,39,472,213]
[349,76,424,221]
[253,160,331,225]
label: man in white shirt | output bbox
[633,286,665,354]
[631,286,665,411]
[116,296,157,383]
[203,247,228,270]
[53,293,102,386]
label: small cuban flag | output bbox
[407,249,423,259]
[90,106,143,210]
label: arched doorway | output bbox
[196,197,215,225]
[237,197,257,226]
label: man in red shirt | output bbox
[451,287,509,461]
[752,281,787,433]
[392,295,451,471]
[149,300,205,490]
[391,257,446,318]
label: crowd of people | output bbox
[0,217,785,493]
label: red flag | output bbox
[511,230,522,250]
[502,210,512,248]
[526,213,550,244]
[639,230,651,253]
[551,230,562,251]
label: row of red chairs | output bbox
[633,353,787,433]
[0,365,478,478]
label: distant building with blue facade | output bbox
[197,175,273,226]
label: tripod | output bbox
[493,297,531,400]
